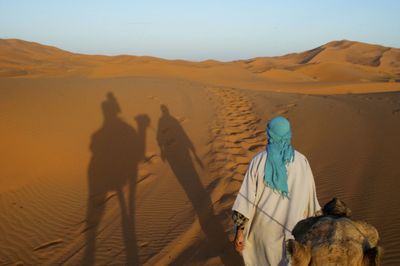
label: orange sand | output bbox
[0,39,399,265]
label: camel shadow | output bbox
[83,92,149,265]
[156,104,242,265]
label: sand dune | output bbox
[1,39,400,89]
[0,40,400,265]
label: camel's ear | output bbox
[287,239,311,266]
[363,246,383,266]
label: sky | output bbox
[1,0,399,61]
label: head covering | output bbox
[264,116,295,198]
[102,92,121,119]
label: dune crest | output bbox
[1,38,399,93]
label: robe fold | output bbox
[232,150,320,266]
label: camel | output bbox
[287,198,383,266]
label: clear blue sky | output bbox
[1,0,399,61]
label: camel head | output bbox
[322,197,352,217]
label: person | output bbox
[232,116,320,265]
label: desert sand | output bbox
[0,39,399,265]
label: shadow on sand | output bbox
[83,92,149,265]
[157,104,242,265]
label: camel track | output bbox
[205,87,266,214]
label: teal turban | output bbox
[264,116,294,198]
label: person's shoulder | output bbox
[294,150,309,164]
[254,150,266,159]
[244,151,266,171]
[250,150,266,164]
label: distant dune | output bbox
[1,38,399,93]
[0,39,400,265]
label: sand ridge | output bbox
[1,39,399,94]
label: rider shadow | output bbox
[83,92,150,265]
[156,104,242,265]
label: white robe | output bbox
[232,150,320,266]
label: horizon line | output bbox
[1,37,399,63]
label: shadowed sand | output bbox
[0,40,400,265]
